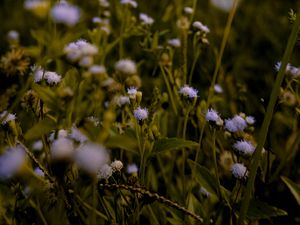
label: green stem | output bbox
[212,129,222,199]
[237,7,300,225]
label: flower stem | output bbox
[237,6,300,225]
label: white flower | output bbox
[70,126,88,143]
[0,146,26,180]
[245,116,255,125]
[179,85,198,98]
[33,66,44,83]
[111,160,123,172]
[64,40,98,62]
[32,140,43,151]
[44,71,61,85]
[205,109,219,122]
[97,164,113,179]
[167,38,181,48]
[127,87,138,98]
[200,187,210,197]
[50,1,80,26]
[58,129,68,138]
[134,107,148,121]
[233,140,255,156]
[50,137,74,160]
[115,59,137,75]
[192,21,210,33]
[113,96,130,107]
[210,0,239,12]
[184,7,194,14]
[74,143,110,175]
[34,167,44,177]
[120,0,138,8]
[89,65,106,75]
[139,13,154,25]
[7,30,19,41]
[24,0,49,11]
[127,163,138,174]
[92,17,102,24]
[225,115,247,132]
[231,163,248,179]
[0,111,16,125]
[99,0,110,8]
[214,84,223,93]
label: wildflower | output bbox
[184,7,193,14]
[50,137,74,160]
[275,61,290,72]
[245,116,255,125]
[34,167,44,177]
[74,143,110,175]
[127,87,138,98]
[24,0,50,18]
[113,96,130,107]
[58,129,68,138]
[233,140,255,156]
[97,164,113,179]
[134,107,148,121]
[0,146,26,180]
[33,66,44,83]
[86,116,100,126]
[44,71,61,85]
[92,17,102,24]
[111,160,123,172]
[7,30,19,42]
[210,0,238,12]
[231,163,248,179]
[120,0,138,8]
[167,38,181,48]
[139,13,154,25]
[224,115,247,132]
[192,21,210,33]
[115,59,137,75]
[64,39,98,63]
[214,84,223,93]
[89,65,106,75]
[70,126,88,143]
[127,163,138,174]
[50,1,80,26]
[99,0,110,8]
[32,140,43,151]
[200,187,210,197]
[179,85,198,98]
[0,111,16,125]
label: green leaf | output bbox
[246,199,287,219]
[24,118,57,140]
[281,176,300,205]
[187,160,219,197]
[105,130,138,153]
[152,138,199,155]
[32,84,59,110]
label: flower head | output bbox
[134,107,148,121]
[120,0,138,8]
[44,71,61,85]
[97,164,113,179]
[127,163,138,174]
[0,146,26,180]
[231,163,248,179]
[89,65,106,75]
[127,87,138,98]
[225,115,247,132]
[179,85,198,98]
[167,38,181,48]
[233,140,255,156]
[245,116,255,125]
[139,13,154,25]
[51,1,80,26]
[70,126,88,143]
[50,137,74,160]
[214,84,223,93]
[111,160,123,172]
[0,111,16,125]
[184,7,193,14]
[192,21,210,33]
[115,59,137,75]
[64,40,98,63]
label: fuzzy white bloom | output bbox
[184,7,194,14]
[32,140,43,151]
[192,21,210,33]
[102,78,115,87]
[113,96,130,107]
[179,85,198,98]
[120,0,138,8]
[70,126,88,143]
[34,167,44,177]
[92,17,102,24]
[167,38,181,48]
[205,109,219,122]
[115,59,137,75]
[245,116,255,125]
[7,30,19,41]
[210,0,239,12]
[134,107,148,121]
[74,143,110,175]
[24,0,49,10]
[0,146,26,180]
[99,0,110,8]
[127,87,138,99]
[275,61,300,77]
[64,40,98,62]
[127,163,138,174]
[44,71,61,85]
[58,129,68,138]
[33,66,44,83]
[200,187,210,197]
[50,1,80,26]
[233,140,255,156]
[214,84,223,93]
[89,65,106,75]
[97,164,113,179]
[139,13,154,25]
[111,160,123,172]
[231,163,248,179]
[225,115,247,132]
[0,111,16,125]
[50,137,74,160]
